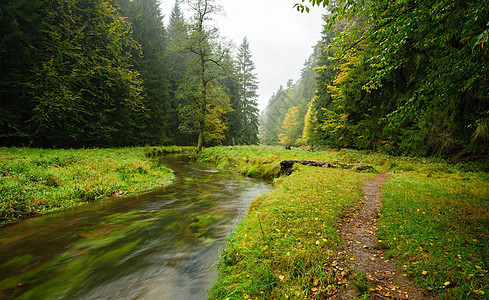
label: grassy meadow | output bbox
[1,144,487,298]
[199,146,489,299]
[0,147,195,226]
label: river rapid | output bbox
[0,155,270,299]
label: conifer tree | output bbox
[229,37,260,145]
[118,0,173,145]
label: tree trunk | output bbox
[197,104,205,153]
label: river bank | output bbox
[200,146,489,299]
[0,147,194,226]
[0,155,269,299]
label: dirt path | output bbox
[338,173,425,299]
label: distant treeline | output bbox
[261,0,488,158]
[0,0,259,148]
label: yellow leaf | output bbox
[474,290,485,295]
[422,270,428,275]
[444,281,451,286]
[313,278,319,286]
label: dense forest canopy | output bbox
[262,0,489,158]
[0,0,260,149]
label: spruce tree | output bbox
[230,37,260,145]
[117,0,173,145]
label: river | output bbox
[0,155,270,299]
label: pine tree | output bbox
[28,0,144,147]
[117,0,173,145]
[260,86,287,145]
[230,37,260,145]
[165,1,193,144]
[0,0,47,145]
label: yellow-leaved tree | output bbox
[279,106,302,146]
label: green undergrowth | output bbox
[0,147,179,226]
[208,164,375,299]
[143,145,197,157]
[378,172,489,299]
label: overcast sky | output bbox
[159,0,325,111]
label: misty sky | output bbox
[159,0,325,111]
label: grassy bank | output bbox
[199,146,489,299]
[0,147,189,226]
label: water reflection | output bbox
[0,156,270,299]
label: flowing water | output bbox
[0,156,270,300]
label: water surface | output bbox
[0,156,270,299]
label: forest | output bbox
[1,0,488,159]
[262,0,489,158]
[0,0,259,150]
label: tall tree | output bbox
[229,37,260,145]
[0,0,46,145]
[279,106,301,146]
[165,1,192,144]
[179,0,229,152]
[260,86,287,145]
[117,0,173,145]
[25,0,144,147]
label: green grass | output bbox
[199,146,377,299]
[378,172,489,299]
[198,145,488,177]
[208,164,374,299]
[199,146,489,299]
[198,145,367,178]
[0,147,183,226]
